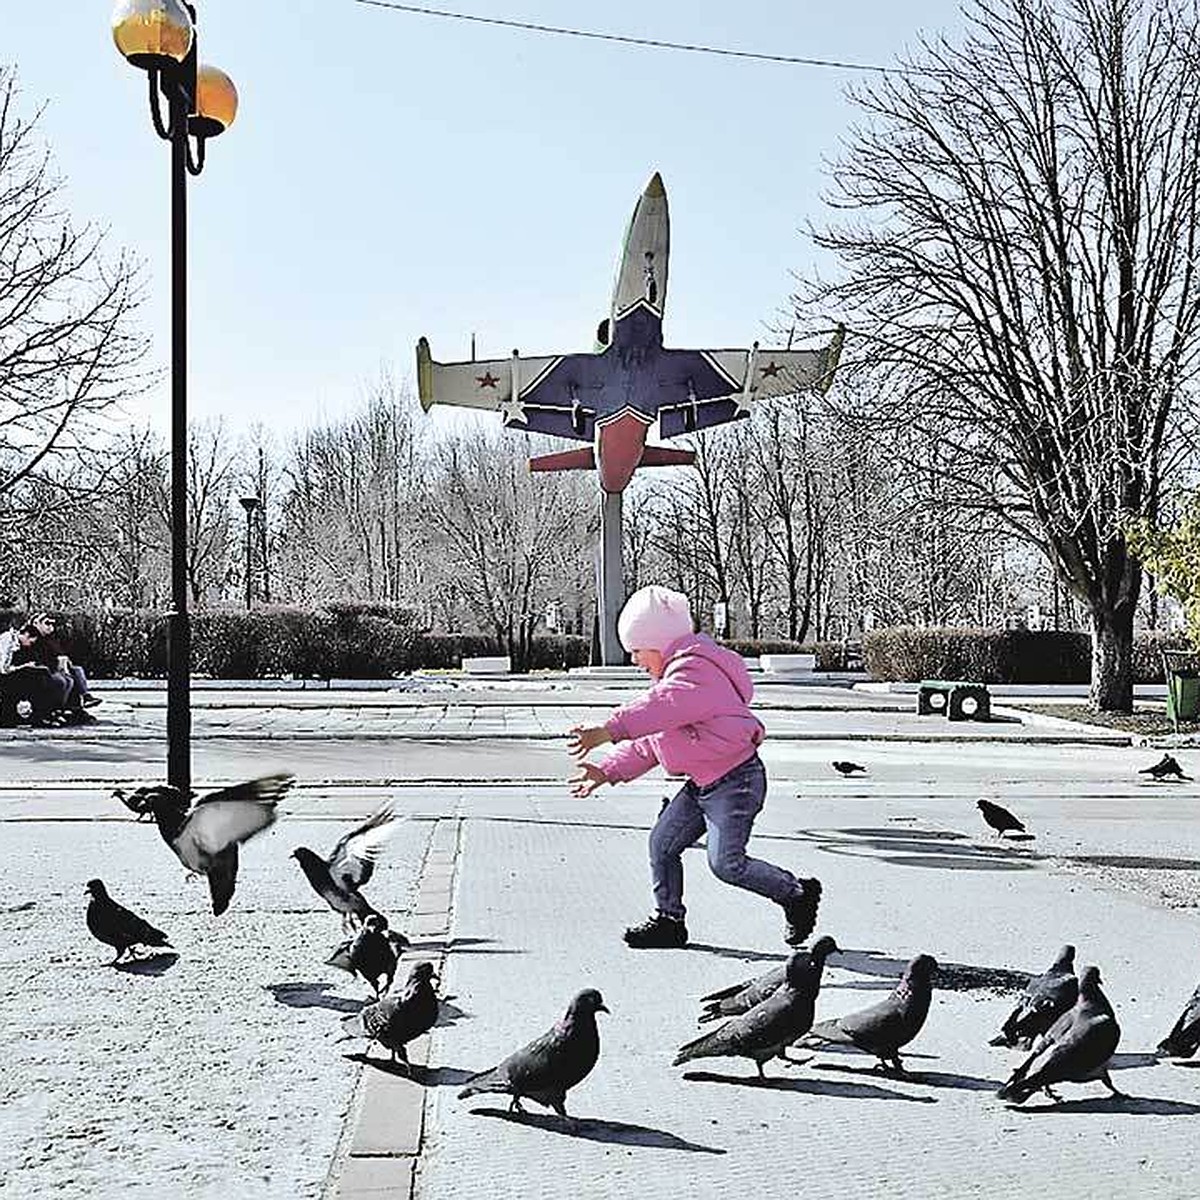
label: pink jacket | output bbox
[598,633,765,787]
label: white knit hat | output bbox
[616,585,694,653]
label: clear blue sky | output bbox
[8,1,964,435]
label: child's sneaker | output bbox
[623,914,688,949]
[781,878,822,946]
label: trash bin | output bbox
[1167,670,1200,723]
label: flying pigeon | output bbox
[293,806,399,928]
[1156,980,1200,1058]
[674,937,839,1078]
[1140,754,1191,782]
[832,761,867,777]
[339,960,440,1069]
[801,953,937,1075]
[85,879,170,964]
[326,913,410,995]
[990,944,1078,1048]
[459,989,609,1116]
[977,798,1026,837]
[115,773,293,916]
[997,965,1123,1104]
[697,962,787,1024]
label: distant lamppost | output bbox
[112,0,238,792]
[239,496,261,611]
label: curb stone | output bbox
[326,817,462,1200]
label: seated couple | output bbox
[0,613,100,727]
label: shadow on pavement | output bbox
[834,947,1031,993]
[406,1063,481,1087]
[687,943,788,964]
[435,999,472,1027]
[114,951,179,976]
[681,1069,937,1102]
[266,981,364,1013]
[787,826,1042,874]
[1065,853,1200,871]
[413,936,527,957]
[472,1108,726,1153]
[1110,1052,1161,1071]
[1012,1094,1200,1115]
[812,1061,999,1090]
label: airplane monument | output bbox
[416,173,842,664]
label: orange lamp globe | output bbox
[112,0,194,71]
[191,65,238,138]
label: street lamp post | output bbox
[239,496,261,611]
[112,0,238,793]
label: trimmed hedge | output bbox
[863,626,1191,685]
[0,606,589,677]
[721,639,854,672]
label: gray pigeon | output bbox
[292,806,399,929]
[990,945,1078,1048]
[832,761,867,776]
[326,913,410,995]
[977,799,1025,837]
[1157,980,1200,1058]
[674,937,840,1078]
[1140,754,1191,782]
[997,965,1123,1104]
[115,774,293,915]
[802,953,938,1074]
[338,961,439,1069]
[458,989,609,1116]
[85,879,170,964]
[696,932,842,1024]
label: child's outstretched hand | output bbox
[569,762,607,798]
[567,724,612,760]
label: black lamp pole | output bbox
[239,496,260,611]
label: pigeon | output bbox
[326,913,411,995]
[674,937,839,1078]
[698,962,789,1024]
[832,761,867,777]
[989,944,1078,1048]
[1140,753,1191,782]
[1156,980,1200,1058]
[801,953,937,1074]
[459,989,609,1116]
[292,806,399,928]
[997,965,1123,1104]
[977,798,1026,837]
[339,960,440,1069]
[115,773,293,916]
[85,879,170,964]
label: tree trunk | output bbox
[1089,604,1135,712]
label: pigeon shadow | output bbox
[681,1070,937,1102]
[405,1063,478,1087]
[834,948,1032,994]
[114,951,179,976]
[1064,854,1200,871]
[472,1108,726,1154]
[1012,1094,1200,1115]
[413,936,526,957]
[788,826,1041,874]
[800,1041,938,1062]
[345,1052,426,1076]
[811,1061,998,1090]
[435,1000,471,1027]
[687,944,788,964]
[1109,1052,1161,1071]
[267,982,364,1013]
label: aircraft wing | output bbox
[657,329,844,438]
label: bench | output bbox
[760,653,817,676]
[461,656,512,676]
[918,679,991,721]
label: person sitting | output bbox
[0,620,69,726]
[28,613,100,711]
[13,615,96,725]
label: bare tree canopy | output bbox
[803,0,1200,708]
[0,66,148,519]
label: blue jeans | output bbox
[649,754,799,921]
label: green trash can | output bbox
[1167,670,1200,724]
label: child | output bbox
[568,585,822,949]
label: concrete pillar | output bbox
[597,491,625,665]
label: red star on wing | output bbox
[760,361,783,378]
[476,371,500,389]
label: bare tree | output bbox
[804,0,1200,708]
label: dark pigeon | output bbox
[1157,980,1200,1058]
[802,953,937,1074]
[675,937,840,1078]
[977,798,1026,837]
[697,962,787,1024]
[832,761,867,777]
[990,944,1077,1048]
[293,806,399,928]
[1140,754,1191,782]
[339,961,440,1069]
[85,879,170,964]
[326,913,410,995]
[997,965,1123,1104]
[459,989,609,1116]
[115,773,293,916]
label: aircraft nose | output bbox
[644,171,665,198]
[597,413,649,493]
